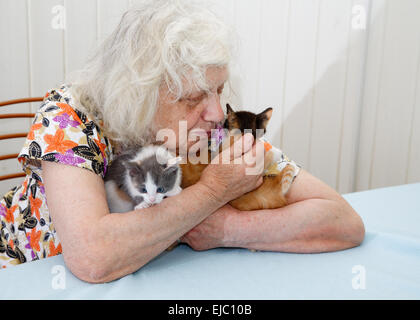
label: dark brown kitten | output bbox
[224,103,273,139]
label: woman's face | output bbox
[152,66,228,154]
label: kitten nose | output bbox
[149,195,156,203]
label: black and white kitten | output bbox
[104,145,182,213]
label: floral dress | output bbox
[0,84,114,268]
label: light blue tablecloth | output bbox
[1,183,419,299]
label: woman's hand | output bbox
[180,203,239,250]
[198,133,265,204]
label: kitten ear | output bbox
[125,161,142,178]
[163,165,178,176]
[257,107,273,130]
[167,156,182,166]
[226,103,234,115]
[225,103,238,130]
[155,147,169,165]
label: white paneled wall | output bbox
[1,0,420,197]
[356,0,420,191]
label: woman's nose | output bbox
[202,94,225,123]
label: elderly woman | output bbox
[0,0,364,281]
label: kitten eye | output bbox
[140,187,147,193]
[157,187,165,193]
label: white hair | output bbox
[66,0,236,149]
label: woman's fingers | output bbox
[213,132,254,164]
[200,133,265,203]
[243,138,265,174]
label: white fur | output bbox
[108,146,183,212]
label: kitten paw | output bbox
[135,202,151,210]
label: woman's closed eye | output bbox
[184,94,206,106]
[182,84,224,107]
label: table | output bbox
[1,183,419,299]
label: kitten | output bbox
[180,104,299,211]
[223,103,272,140]
[104,145,182,213]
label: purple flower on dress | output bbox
[53,113,80,129]
[0,203,6,218]
[55,149,86,166]
[103,156,108,176]
[25,241,36,260]
[39,185,45,195]
[209,123,226,151]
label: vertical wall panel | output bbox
[310,0,353,189]
[0,0,31,195]
[65,0,98,77]
[257,0,290,149]
[28,0,65,104]
[369,0,420,189]
[97,0,129,43]
[355,0,388,191]
[337,0,371,194]
[281,0,320,170]
[0,0,31,101]
[231,0,262,110]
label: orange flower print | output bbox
[27,228,41,252]
[29,195,42,220]
[94,138,107,156]
[44,128,78,154]
[56,102,82,125]
[28,122,43,140]
[21,179,29,197]
[48,241,62,257]
[263,141,273,152]
[5,204,18,224]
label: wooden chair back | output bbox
[0,97,43,181]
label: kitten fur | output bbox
[105,145,182,213]
[180,104,297,211]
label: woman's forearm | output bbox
[79,183,223,283]
[224,198,365,253]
